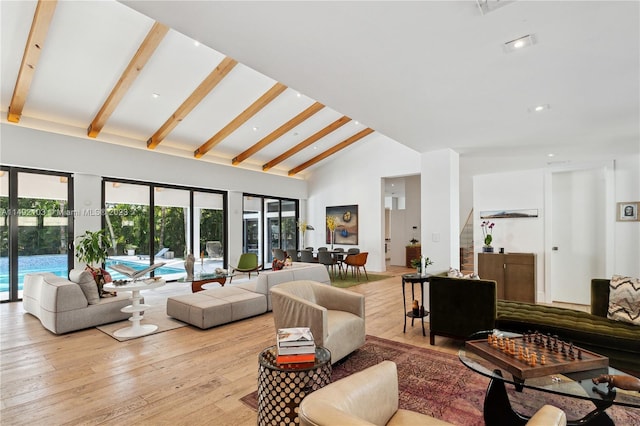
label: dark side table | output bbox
[402,273,431,336]
[257,345,331,425]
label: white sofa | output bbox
[166,262,330,329]
[23,269,132,334]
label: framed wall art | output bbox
[326,205,358,245]
[617,202,639,221]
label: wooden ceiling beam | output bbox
[7,0,58,123]
[194,82,287,158]
[232,101,324,165]
[147,56,238,149]
[88,22,169,138]
[263,116,351,171]
[288,128,374,176]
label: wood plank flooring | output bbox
[2,266,581,425]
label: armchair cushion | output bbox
[299,360,452,426]
[270,280,365,363]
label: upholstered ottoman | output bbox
[166,287,267,329]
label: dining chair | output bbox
[318,250,340,279]
[317,247,328,252]
[300,249,317,263]
[344,252,368,281]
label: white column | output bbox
[420,149,460,275]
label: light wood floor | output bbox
[1,266,465,425]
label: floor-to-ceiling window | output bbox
[1,167,73,302]
[243,194,299,268]
[104,179,226,280]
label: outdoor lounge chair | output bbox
[138,247,169,260]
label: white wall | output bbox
[1,124,307,264]
[474,155,640,304]
[474,169,546,300]
[306,133,421,272]
[614,155,640,277]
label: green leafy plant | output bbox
[410,256,433,270]
[75,229,112,267]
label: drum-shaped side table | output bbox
[257,346,331,425]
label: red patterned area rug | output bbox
[240,335,640,425]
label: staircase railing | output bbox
[459,209,474,273]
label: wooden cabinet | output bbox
[478,252,535,303]
[405,245,421,268]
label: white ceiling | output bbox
[2,1,639,182]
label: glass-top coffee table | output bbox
[178,273,234,292]
[459,330,640,425]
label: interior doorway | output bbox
[383,175,421,268]
[550,166,607,305]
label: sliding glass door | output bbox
[104,179,226,280]
[1,168,73,302]
[243,194,299,268]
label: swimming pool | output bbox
[0,255,186,292]
[0,254,69,292]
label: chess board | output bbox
[466,333,609,381]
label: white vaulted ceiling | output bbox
[2,1,639,178]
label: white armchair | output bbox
[270,280,365,363]
[299,360,567,426]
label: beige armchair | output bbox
[299,360,452,425]
[299,360,567,426]
[270,280,365,363]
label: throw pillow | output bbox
[272,259,285,271]
[69,269,100,304]
[607,275,640,325]
[85,266,117,298]
[448,267,463,278]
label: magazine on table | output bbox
[108,262,166,280]
[277,327,315,347]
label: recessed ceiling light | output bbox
[152,93,160,99]
[194,41,200,47]
[529,104,550,113]
[296,92,301,98]
[313,146,318,150]
[354,121,359,125]
[252,126,259,132]
[547,153,555,158]
[504,34,536,53]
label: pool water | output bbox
[0,254,69,292]
[0,255,186,292]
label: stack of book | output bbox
[276,327,316,368]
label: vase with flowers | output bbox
[326,215,338,250]
[481,220,495,252]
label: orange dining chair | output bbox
[344,252,368,281]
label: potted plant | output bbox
[125,244,137,256]
[481,221,495,252]
[75,229,112,268]
[410,256,433,275]
[75,229,113,295]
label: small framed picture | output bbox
[617,202,639,221]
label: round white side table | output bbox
[103,279,165,338]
